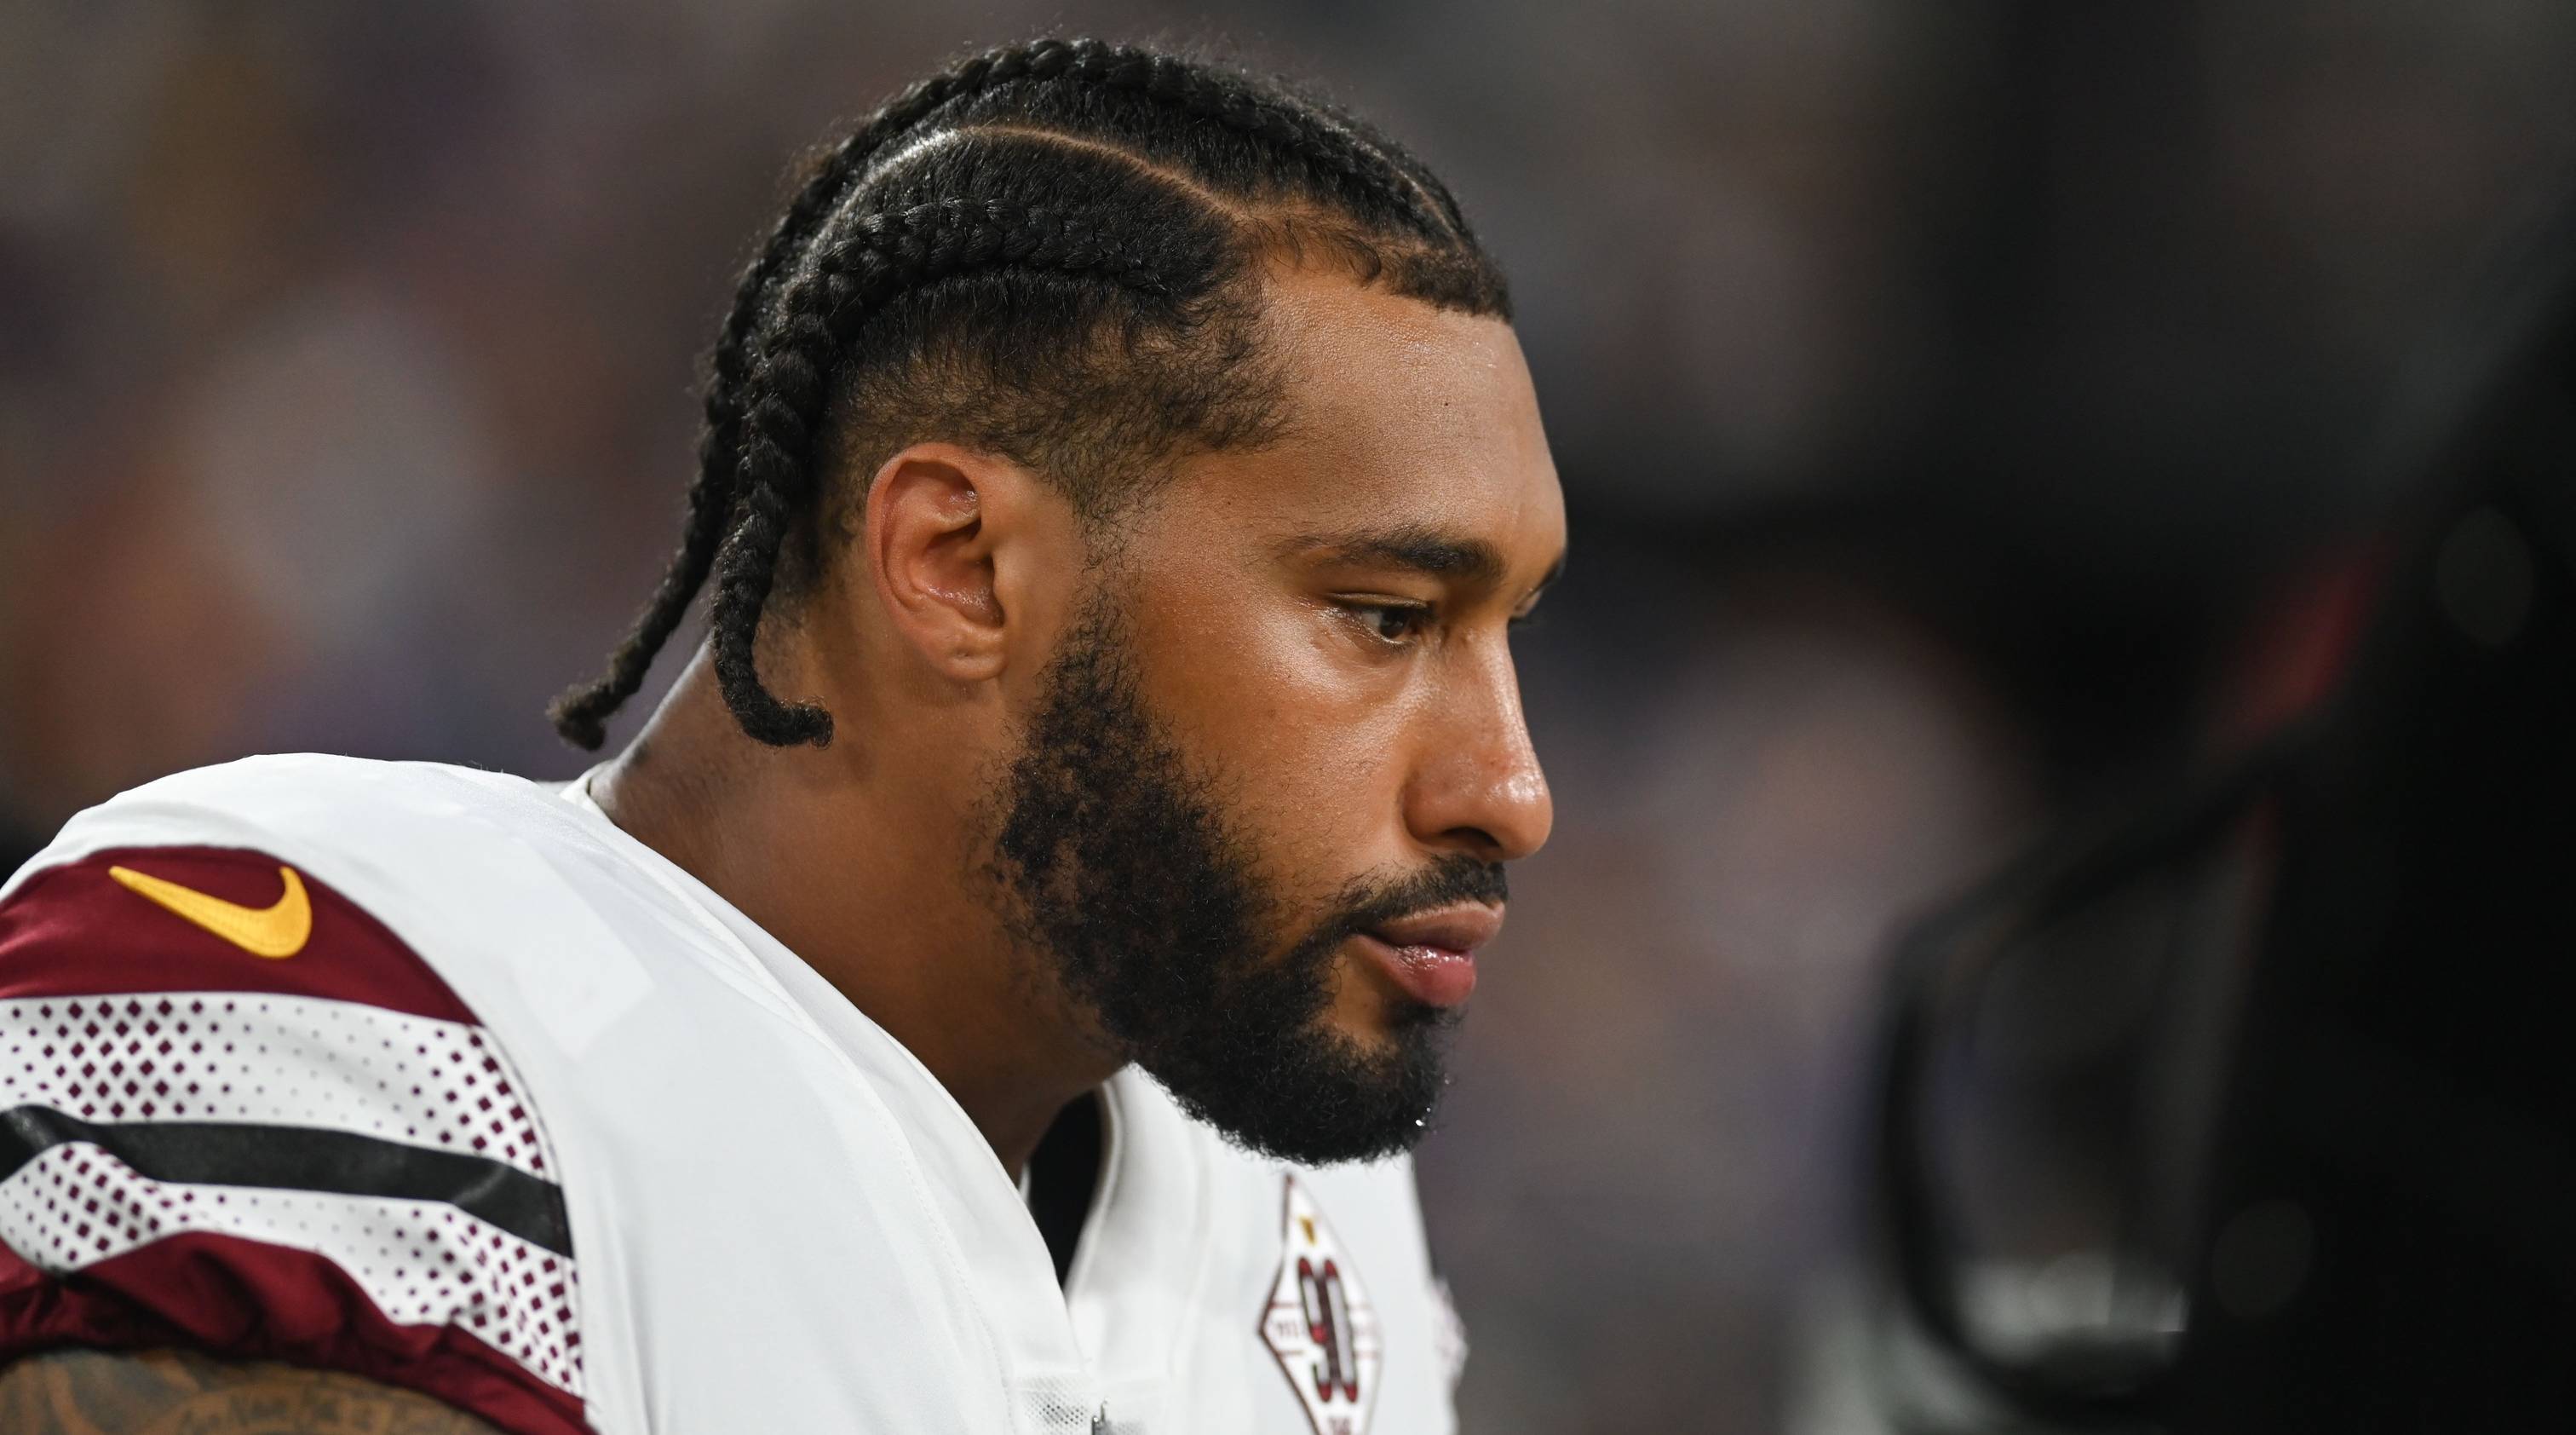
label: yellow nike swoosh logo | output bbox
[107,862,313,960]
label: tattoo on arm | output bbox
[0,1348,509,1435]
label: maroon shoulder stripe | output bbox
[0,847,478,1024]
[0,1233,591,1435]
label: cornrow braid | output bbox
[549,39,1102,748]
[711,195,1193,745]
[1067,47,1459,243]
[550,37,1509,750]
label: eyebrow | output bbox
[1279,522,1532,588]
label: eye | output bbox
[1341,600,1436,646]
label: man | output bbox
[0,37,1563,1435]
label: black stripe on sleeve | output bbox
[0,1104,572,1257]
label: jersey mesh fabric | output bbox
[0,844,589,1435]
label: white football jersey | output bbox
[0,754,1465,1434]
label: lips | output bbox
[1354,902,1503,1008]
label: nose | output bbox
[1403,640,1554,862]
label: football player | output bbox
[0,38,1562,1435]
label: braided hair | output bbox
[549,38,1510,750]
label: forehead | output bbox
[1163,265,1564,563]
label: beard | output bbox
[981,587,1505,1165]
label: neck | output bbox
[589,648,1115,1178]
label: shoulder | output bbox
[10,754,706,1051]
[1,757,1018,1433]
[8,754,605,978]
[0,757,599,1435]
[1,753,674,1071]
[4,757,526,1018]
[21,753,561,868]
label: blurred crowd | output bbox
[4,3,2572,1431]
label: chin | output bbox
[1152,1003,1459,1167]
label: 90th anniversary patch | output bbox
[1261,1177,1383,1435]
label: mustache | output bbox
[1310,854,1509,951]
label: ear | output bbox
[861,442,1061,684]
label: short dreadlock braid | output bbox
[549,37,1509,750]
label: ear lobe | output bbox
[865,447,1011,682]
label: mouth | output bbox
[1352,902,1504,1009]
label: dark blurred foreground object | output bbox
[1867,187,2576,1433]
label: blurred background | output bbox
[5,4,2575,1432]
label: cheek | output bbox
[1132,590,1415,879]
